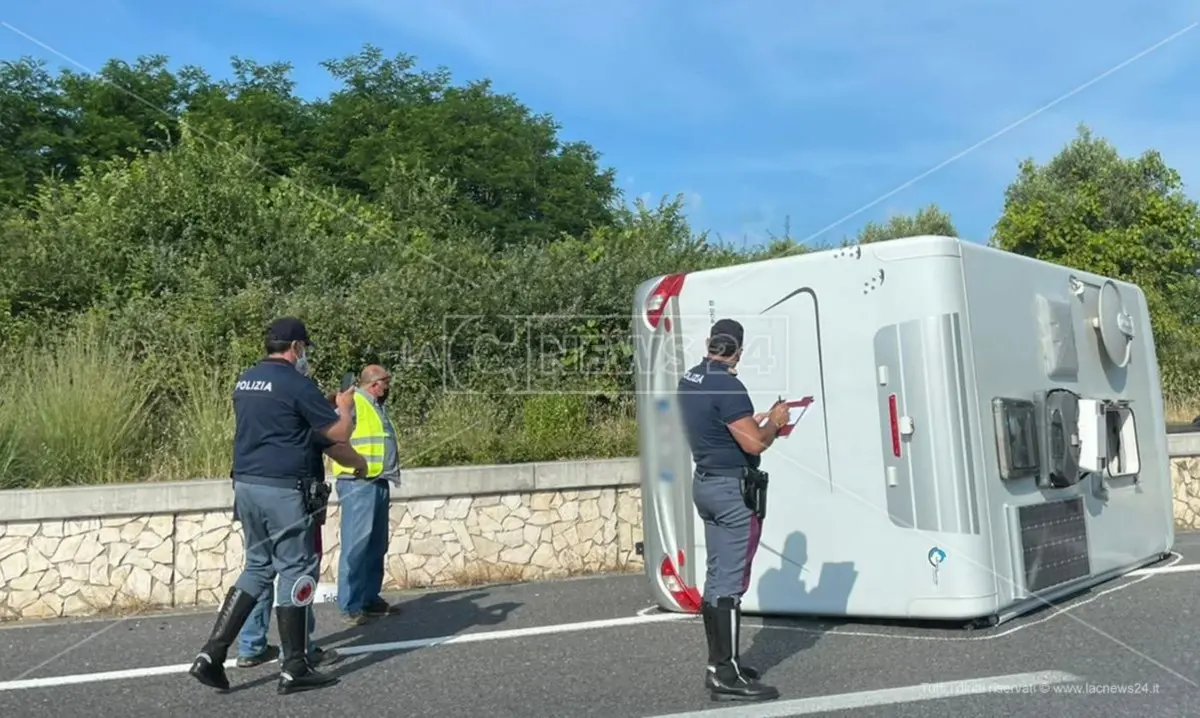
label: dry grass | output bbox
[1165,397,1199,425]
[0,327,159,489]
[92,594,172,618]
[0,326,640,489]
[380,552,648,594]
[555,560,641,578]
[0,593,172,623]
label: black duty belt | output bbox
[695,470,745,479]
[230,473,327,524]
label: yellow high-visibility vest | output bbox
[329,391,386,479]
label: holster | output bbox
[740,467,769,521]
[300,477,332,526]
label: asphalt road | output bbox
[2,535,1200,718]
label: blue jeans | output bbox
[336,478,391,614]
[237,582,319,658]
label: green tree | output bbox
[0,46,620,250]
[306,45,619,248]
[990,124,1200,399]
[853,203,958,244]
[55,55,192,172]
[0,58,72,207]
[0,55,200,207]
[181,57,317,178]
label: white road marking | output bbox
[0,555,1187,692]
[1127,563,1200,576]
[0,612,690,693]
[753,552,1184,643]
[644,670,1081,717]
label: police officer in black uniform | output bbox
[189,317,356,695]
[677,318,790,702]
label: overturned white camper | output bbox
[632,235,1174,626]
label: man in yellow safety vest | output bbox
[328,364,404,625]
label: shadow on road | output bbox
[734,546,1179,674]
[741,530,857,677]
[225,584,521,693]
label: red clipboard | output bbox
[775,396,814,437]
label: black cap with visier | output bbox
[265,317,313,346]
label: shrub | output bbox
[402,391,513,468]
[1,88,1196,489]
[511,393,590,462]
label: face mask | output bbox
[294,350,310,377]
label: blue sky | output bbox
[3,1,1198,249]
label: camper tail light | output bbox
[888,393,902,457]
[659,552,702,613]
[645,273,686,330]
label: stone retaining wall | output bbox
[2,436,1200,623]
[1171,432,1200,529]
[0,458,643,621]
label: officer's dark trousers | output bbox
[233,482,320,607]
[692,471,762,605]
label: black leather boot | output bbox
[706,597,779,702]
[276,605,339,695]
[703,602,760,688]
[189,586,258,690]
[735,602,761,679]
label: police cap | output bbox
[708,318,744,357]
[266,316,314,346]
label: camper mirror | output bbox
[1078,399,1141,480]
[1104,402,1140,480]
[992,397,1040,481]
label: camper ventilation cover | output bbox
[1018,497,1090,593]
[1093,280,1134,368]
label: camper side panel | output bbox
[959,243,1173,606]
[721,238,999,620]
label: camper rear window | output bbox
[992,398,1040,480]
